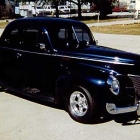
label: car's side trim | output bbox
[55,54,134,66]
[128,74,140,78]
[0,46,134,66]
[0,46,53,56]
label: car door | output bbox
[14,27,60,97]
[0,27,23,84]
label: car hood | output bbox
[78,45,138,65]
[57,44,140,75]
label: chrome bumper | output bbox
[106,101,140,115]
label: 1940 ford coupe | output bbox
[0,17,140,123]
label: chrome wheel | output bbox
[137,101,140,116]
[70,91,88,116]
[66,86,97,123]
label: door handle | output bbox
[16,53,22,59]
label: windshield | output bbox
[46,24,96,50]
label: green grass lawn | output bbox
[0,22,8,28]
[89,23,140,35]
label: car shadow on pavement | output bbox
[0,87,133,126]
[121,117,140,126]
[113,113,140,126]
[0,87,57,109]
[122,121,140,126]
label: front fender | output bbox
[55,72,109,104]
[54,62,117,104]
[55,70,135,105]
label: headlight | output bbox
[107,75,120,95]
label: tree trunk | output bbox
[55,0,59,18]
[77,0,81,19]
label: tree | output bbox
[54,0,59,17]
[93,0,113,19]
[69,0,114,19]
[69,0,83,19]
[0,0,5,18]
[0,0,5,6]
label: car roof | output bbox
[6,17,86,29]
[1,17,90,39]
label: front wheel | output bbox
[66,86,98,124]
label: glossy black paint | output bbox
[0,17,139,108]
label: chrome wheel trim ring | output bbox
[137,103,140,116]
[70,91,88,116]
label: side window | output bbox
[1,28,21,48]
[21,28,51,52]
[48,27,65,50]
[58,27,90,42]
[58,29,68,39]
[51,26,76,50]
[22,28,38,51]
[39,32,52,51]
[47,25,92,50]
[73,27,90,42]
[10,29,20,46]
[57,28,70,50]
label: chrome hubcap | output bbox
[70,91,88,116]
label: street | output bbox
[0,23,140,140]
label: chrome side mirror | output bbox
[39,43,46,50]
[38,43,50,53]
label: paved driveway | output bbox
[93,33,140,54]
[0,92,140,140]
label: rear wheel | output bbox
[66,86,98,124]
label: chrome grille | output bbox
[128,74,140,96]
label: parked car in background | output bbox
[44,5,56,15]
[32,6,47,16]
[127,0,140,19]
[18,3,47,17]
[0,17,140,124]
[112,6,127,12]
[58,5,70,13]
